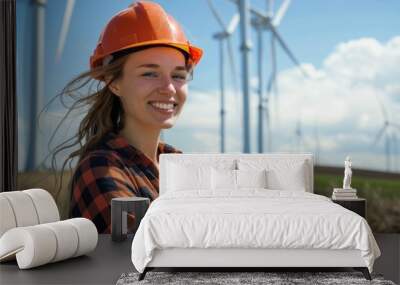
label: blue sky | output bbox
[16,0,400,172]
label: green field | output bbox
[17,170,400,233]
[314,174,400,233]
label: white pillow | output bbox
[211,168,268,190]
[211,168,237,190]
[236,169,267,188]
[238,159,308,191]
[266,162,306,191]
[167,162,211,191]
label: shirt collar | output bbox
[103,131,180,165]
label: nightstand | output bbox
[111,197,150,242]
[332,198,366,218]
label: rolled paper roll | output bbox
[23,189,60,224]
[0,191,39,228]
[0,226,57,269]
[66,218,98,257]
[42,220,79,263]
[0,196,17,237]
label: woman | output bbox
[50,1,203,233]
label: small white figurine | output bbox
[343,156,352,189]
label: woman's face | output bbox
[110,46,189,130]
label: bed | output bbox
[131,153,381,281]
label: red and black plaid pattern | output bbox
[70,131,182,233]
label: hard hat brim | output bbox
[90,40,203,70]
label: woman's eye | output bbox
[142,72,158,78]
[172,74,188,81]
[141,72,188,81]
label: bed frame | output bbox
[138,248,371,280]
[137,153,372,281]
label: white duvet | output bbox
[131,189,380,273]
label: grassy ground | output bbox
[314,173,400,233]
[17,169,400,233]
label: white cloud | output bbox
[179,36,400,172]
[264,36,400,171]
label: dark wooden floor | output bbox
[141,233,400,284]
[0,233,398,284]
[373,233,400,284]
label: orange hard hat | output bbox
[90,1,203,73]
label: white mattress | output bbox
[131,190,380,273]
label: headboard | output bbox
[159,153,314,195]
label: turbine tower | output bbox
[313,122,321,166]
[207,0,239,153]
[392,133,399,172]
[26,0,47,170]
[238,0,252,153]
[295,119,303,153]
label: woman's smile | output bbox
[147,100,178,117]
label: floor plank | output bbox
[373,233,400,284]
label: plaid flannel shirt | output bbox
[70,131,182,233]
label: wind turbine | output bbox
[392,133,399,171]
[231,0,306,153]
[26,0,76,171]
[207,0,240,153]
[392,133,399,172]
[253,0,290,153]
[26,0,47,171]
[267,0,309,152]
[56,0,76,62]
[295,119,303,153]
[313,121,321,166]
[372,95,400,172]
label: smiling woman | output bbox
[108,47,190,137]
[47,1,203,234]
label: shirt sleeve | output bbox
[70,153,138,234]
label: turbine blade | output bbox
[56,0,75,62]
[392,133,399,171]
[227,13,240,34]
[227,36,239,98]
[272,0,291,27]
[206,0,226,30]
[374,93,389,121]
[264,93,272,152]
[268,0,275,17]
[268,24,309,78]
[373,125,387,146]
[314,122,320,160]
